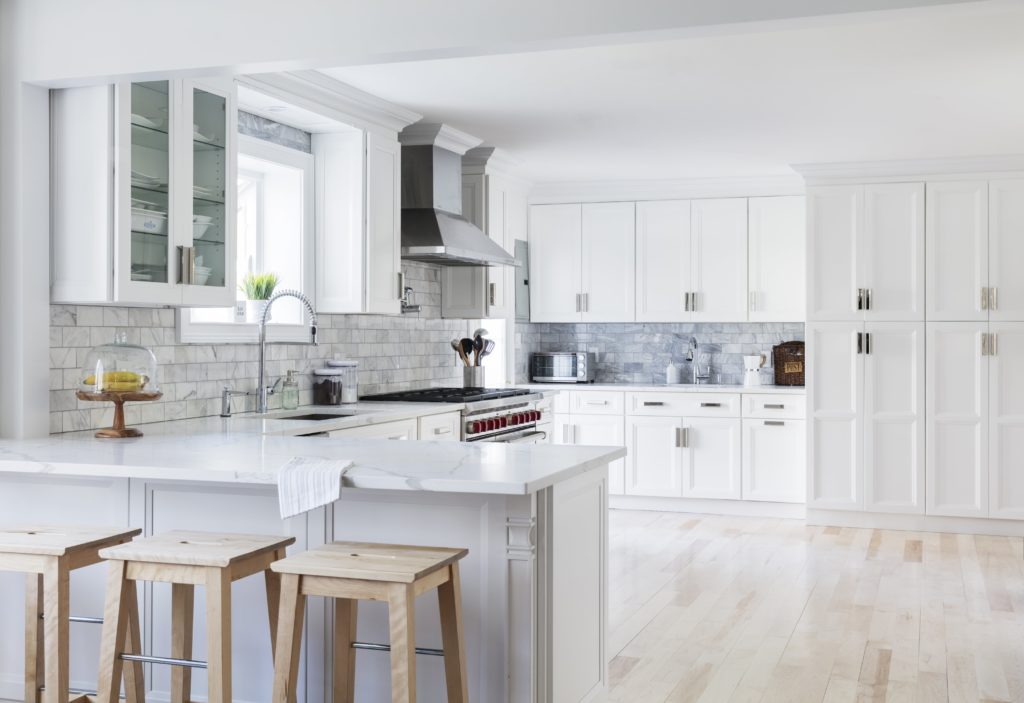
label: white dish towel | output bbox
[277,456,353,519]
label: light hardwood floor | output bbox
[596,510,1024,703]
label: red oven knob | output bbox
[535,410,542,421]
[486,419,497,431]
[500,416,508,428]
[529,410,539,422]
[468,421,480,434]
[509,414,519,425]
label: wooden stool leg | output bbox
[333,598,357,703]
[97,560,130,703]
[122,579,146,703]
[205,569,232,703]
[265,549,284,661]
[41,557,69,703]
[170,584,195,703]
[24,573,43,703]
[438,564,468,703]
[272,574,305,703]
[387,584,417,703]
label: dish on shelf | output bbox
[131,114,167,131]
[193,185,221,200]
[193,221,214,239]
[131,207,167,235]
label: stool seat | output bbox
[99,530,293,567]
[0,524,140,557]
[271,541,468,583]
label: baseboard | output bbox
[807,509,1024,537]
[609,495,806,519]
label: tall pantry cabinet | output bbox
[808,173,1024,522]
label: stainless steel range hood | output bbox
[398,123,515,267]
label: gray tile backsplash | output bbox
[49,263,469,434]
[515,322,804,385]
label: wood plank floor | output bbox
[595,510,1024,703]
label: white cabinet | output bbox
[314,131,402,314]
[556,412,626,495]
[926,323,988,516]
[807,183,924,321]
[926,181,988,321]
[52,79,237,307]
[808,321,924,512]
[635,199,747,322]
[682,417,742,499]
[989,323,1024,518]
[418,412,460,441]
[529,204,582,322]
[528,203,634,322]
[989,180,1024,321]
[742,419,806,503]
[625,415,684,497]
[747,196,805,322]
[442,168,526,319]
[327,418,418,440]
[690,198,748,322]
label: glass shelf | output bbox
[193,136,225,151]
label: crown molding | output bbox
[398,122,482,154]
[792,155,1024,184]
[462,146,531,185]
[237,71,422,135]
[529,174,804,204]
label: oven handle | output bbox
[499,431,548,444]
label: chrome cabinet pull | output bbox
[865,332,872,355]
[489,282,496,306]
[433,426,452,435]
[643,401,665,407]
[991,287,998,311]
[684,292,691,312]
[982,287,989,311]
[700,402,721,408]
[682,427,689,448]
[764,403,785,409]
[764,420,785,426]
[690,292,698,312]
[857,332,863,355]
[982,333,989,357]
[583,293,589,312]
[575,293,581,313]
[397,272,406,300]
[865,288,872,310]
[675,427,682,448]
[992,333,998,356]
[857,288,864,311]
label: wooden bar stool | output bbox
[95,530,295,703]
[271,542,469,703]
[0,524,141,703]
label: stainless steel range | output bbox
[360,388,547,443]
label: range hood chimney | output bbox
[398,123,515,267]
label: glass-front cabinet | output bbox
[51,77,236,307]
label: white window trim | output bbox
[178,135,315,344]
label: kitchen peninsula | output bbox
[0,418,623,703]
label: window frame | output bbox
[178,134,315,344]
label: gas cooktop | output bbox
[360,387,534,404]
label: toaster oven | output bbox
[530,352,597,383]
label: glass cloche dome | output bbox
[79,332,160,396]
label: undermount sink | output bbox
[267,410,359,421]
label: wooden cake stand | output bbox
[76,390,163,438]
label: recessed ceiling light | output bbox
[266,105,288,113]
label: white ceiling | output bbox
[321,4,1024,184]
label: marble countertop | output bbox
[517,383,806,395]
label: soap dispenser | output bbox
[282,369,299,410]
[666,362,681,385]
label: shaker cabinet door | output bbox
[926,181,988,321]
[529,204,582,322]
[742,418,806,503]
[690,198,748,322]
[581,202,635,322]
[989,179,1024,322]
[807,186,861,321]
[989,323,1024,518]
[635,200,691,322]
[747,195,805,322]
[681,417,742,500]
[862,183,924,321]
[625,416,684,497]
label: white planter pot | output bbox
[245,300,271,324]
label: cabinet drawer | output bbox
[549,392,569,414]
[418,412,461,441]
[569,390,625,415]
[627,392,740,417]
[328,418,418,440]
[742,394,806,420]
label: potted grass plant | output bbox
[240,272,279,323]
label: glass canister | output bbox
[79,333,160,395]
[313,368,345,405]
[326,359,358,403]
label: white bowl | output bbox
[131,208,167,235]
[193,221,214,239]
[194,270,211,285]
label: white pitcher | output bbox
[743,354,766,387]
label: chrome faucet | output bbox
[257,289,318,414]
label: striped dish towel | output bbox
[277,456,353,519]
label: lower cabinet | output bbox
[554,411,627,494]
[742,419,806,503]
[417,411,461,441]
[624,416,684,497]
[327,417,418,440]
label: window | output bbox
[179,135,314,342]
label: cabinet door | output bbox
[807,186,861,321]
[862,183,924,321]
[581,202,635,322]
[572,415,626,496]
[529,204,582,322]
[807,322,863,509]
[742,419,806,503]
[417,412,461,442]
[364,133,402,315]
[926,322,988,517]
[989,323,1024,518]
[747,196,805,322]
[989,179,1024,322]
[690,198,747,322]
[926,181,988,321]
[181,78,236,307]
[625,416,684,497]
[682,417,742,499]
[485,175,512,318]
[863,322,925,513]
[635,200,691,322]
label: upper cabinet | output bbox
[927,179,1024,322]
[807,183,924,322]
[635,200,690,321]
[747,196,805,322]
[313,130,402,315]
[529,202,635,322]
[52,79,237,307]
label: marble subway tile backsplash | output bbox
[515,322,805,386]
[50,263,467,434]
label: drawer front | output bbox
[743,394,806,420]
[542,393,565,414]
[418,412,461,441]
[627,392,740,418]
[570,390,625,415]
[328,417,418,440]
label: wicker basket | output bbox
[773,341,805,386]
